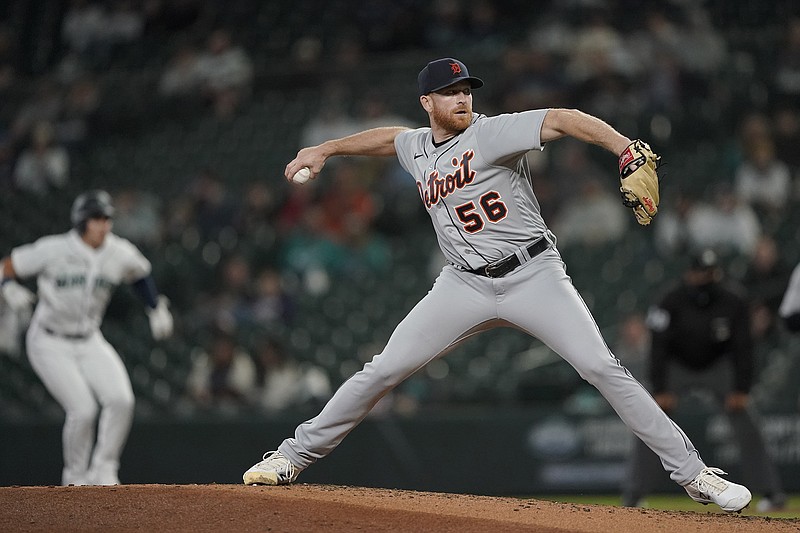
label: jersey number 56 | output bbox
[454,192,508,233]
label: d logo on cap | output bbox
[418,58,484,96]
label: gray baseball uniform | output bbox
[12,229,150,485]
[277,110,706,485]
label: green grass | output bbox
[534,494,800,519]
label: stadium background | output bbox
[1,0,799,497]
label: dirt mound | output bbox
[1,484,796,532]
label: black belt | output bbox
[466,236,550,278]
[43,327,90,340]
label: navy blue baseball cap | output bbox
[418,58,484,96]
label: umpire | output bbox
[622,249,786,512]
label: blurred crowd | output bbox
[1,0,800,415]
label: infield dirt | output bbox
[1,483,798,532]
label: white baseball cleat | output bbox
[89,472,121,486]
[243,451,301,485]
[684,467,752,512]
[87,461,121,486]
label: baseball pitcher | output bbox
[0,190,173,485]
[243,58,751,512]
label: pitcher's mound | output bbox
[1,483,795,532]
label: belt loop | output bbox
[544,230,556,247]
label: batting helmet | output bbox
[71,190,115,228]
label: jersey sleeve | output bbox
[115,236,152,283]
[394,128,424,174]
[9,237,54,278]
[474,110,548,165]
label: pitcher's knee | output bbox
[576,357,619,385]
[362,358,411,390]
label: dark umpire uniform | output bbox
[622,249,785,511]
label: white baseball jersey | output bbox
[779,262,800,318]
[395,110,548,269]
[11,229,151,335]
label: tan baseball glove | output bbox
[618,140,661,225]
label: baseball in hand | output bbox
[292,167,312,184]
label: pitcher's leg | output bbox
[279,268,493,468]
[501,253,704,484]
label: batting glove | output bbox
[147,295,174,340]
[1,279,35,313]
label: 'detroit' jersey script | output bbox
[395,109,549,270]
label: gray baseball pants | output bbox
[279,247,705,485]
